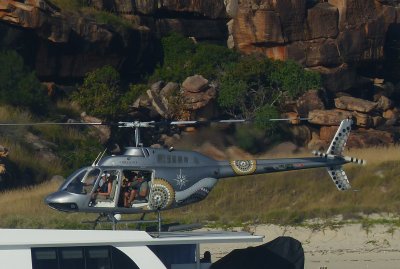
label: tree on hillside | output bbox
[217,55,320,151]
[218,56,321,129]
[151,33,239,82]
[73,65,122,119]
[0,50,49,114]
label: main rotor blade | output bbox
[153,117,309,127]
[169,119,248,125]
[0,122,109,126]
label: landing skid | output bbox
[82,211,162,231]
[82,211,203,233]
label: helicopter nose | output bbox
[45,191,79,212]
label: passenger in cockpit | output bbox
[92,173,112,200]
[124,172,147,207]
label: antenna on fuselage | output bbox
[92,148,107,166]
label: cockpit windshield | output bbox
[60,167,101,194]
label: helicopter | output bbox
[0,117,365,230]
[30,117,364,230]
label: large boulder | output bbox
[296,90,325,117]
[182,87,217,111]
[147,89,169,118]
[182,75,209,93]
[24,132,60,163]
[334,96,378,113]
[308,109,353,126]
[377,95,394,111]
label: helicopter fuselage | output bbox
[45,146,350,215]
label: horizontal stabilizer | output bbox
[327,166,351,191]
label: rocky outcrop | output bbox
[0,0,153,79]
[230,0,400,92]
[305,83,399,148]
[131,76,217,120]
[24,132,60,163]
[1,0,399,90]
[88,0,229,41]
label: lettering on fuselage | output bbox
[119,160,139,165]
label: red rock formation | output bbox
[0,0,153,79]
[230,0,400,92]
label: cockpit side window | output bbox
[82,169,101,194]
[63,168,101,195]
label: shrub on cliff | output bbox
[271,60,321,98]
[151,33,238,82]
[0,50,49,114]
[218,55,321,126]
[217,55,320,151]
[73,65,122,119]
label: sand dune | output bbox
[201,222,400,269]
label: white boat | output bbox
[0,229,263,269]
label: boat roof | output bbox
[0,229,264,249]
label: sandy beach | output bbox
[201,221,400,269]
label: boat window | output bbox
[31,246,140,269]
[172,155,176,163]
[184,157,188,163]
[86,247,111,269]
[60,248,84,269]
[32,248,57,269]
[178,156,182,163]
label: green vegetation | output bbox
[151,33,239,82]
[0,105,103,185]
[73,65,122,120]
[73,66,148,120]
[31,125,103,175]
[120,84,148,112]
[151,34,321,151]
[1,147,400,229]
[48,1,134,29]
[0,50,49,114]
[48,0,87,11]
[83,9,135,29]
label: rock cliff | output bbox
[1,0,400,149]
[0,0,154,79]
[1,0,399,88]
[230,0,400,92]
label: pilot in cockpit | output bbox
[91,173,112,200]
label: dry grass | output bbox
[0,180,95,228]
[0,146,399,229]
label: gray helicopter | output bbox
[40,118,364,229]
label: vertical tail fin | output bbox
[327,119,353,191]
[326,118,352,156]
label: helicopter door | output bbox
[119,170,152,208]
[92,170,121,208]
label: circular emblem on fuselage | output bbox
[148,178,175,210]
[230,160,257,175]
